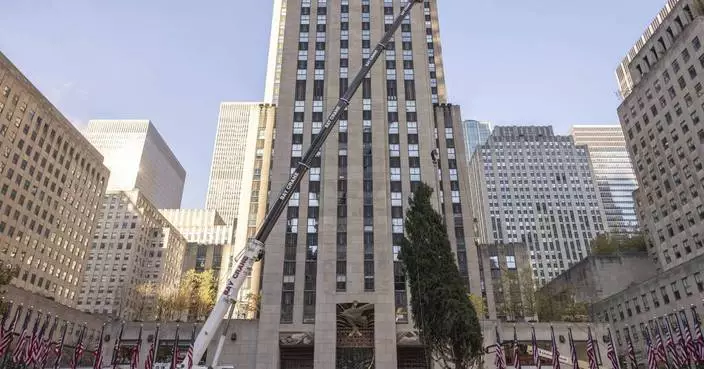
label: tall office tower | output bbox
[461,119,492,160]
[84,120,186,209]
[256,0,479,367]
[569,125,639,235]
[468,126,608,287]
[205,103,275,226]
[616,0,704,269]
[77,190,186,319]
[0,52,110,307]
[205,102,275,317]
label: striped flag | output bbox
[606,328,620,369]
[131,325,143,369]
[23,311,43,364]
[93,324,105,369]
[644,334,657,369]
[53,320,69,369]
[145,325,160,369]
[39,317,59,369]
[586,327,598,369]
[626,338,637,369]
[495,326,506,369]
[691,307,704,363]
[12,308,34,363]
[30,314,50,365]
[171,325,180,369]
[513,326,521,369]
[71,325,87,369]
[532,326,541,369]
[653,325,667,365]
[112,321,124,369]
[672,314,690,366]
[181,325,196,369]
[551,326,561,369]
[568,328,578,369]
[663,320,684,368]
[0,304,21,356]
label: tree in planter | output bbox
[134,282,154,321]
[400,182,483,369]
[0,263,19,315]
[519,267,537,319]
[179,269,217,321]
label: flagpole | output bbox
[112,321,125,369]
[0,301,19,369]
[654,316,674,369]
[53,320,68,369]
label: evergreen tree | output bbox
[400,182,483,369]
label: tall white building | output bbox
[570,125,639,235]
[468,126,608,286]
[205,103,275,226]
[84,120,186,209]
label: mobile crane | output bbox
[190,0,425,366]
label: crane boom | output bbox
[190,0,424,365]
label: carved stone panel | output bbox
[279,331,314,346]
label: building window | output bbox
[506,255,516,270]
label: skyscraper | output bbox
[0,52,110,308]
[461,119,492,160]
[255,0,479,367]
[616,0,704,269]
[468,126,608,286]
[84,120,186,209]
[205,102,275,315]
[570,125,639,235]
[205,103,275,226]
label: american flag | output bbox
[93,324,105,369]
[606,328,620,369]
[568,328,578,369]
[664,321,685,368]
[551,326,561,369]
[71,325,87,369]
[586,327,598,369]
[532,326,541,369]
[145,325,160,369]
[677,312,697,364]
[38,318,58,369]
[171,325,180,369]
[645,336,657,369]
[691,307,704,363]
[513,326,521,369]
[672,314,690,366]
[24,312,43,365]
[653,326,666,365]
[626,338,637,369]
[495,327,506,369]
[29,314,50,365]
[12,308,34,363]
[131,325,143,369]
[181,325,196,369]
[0,304,21,356]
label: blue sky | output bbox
[0,0,665,208]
